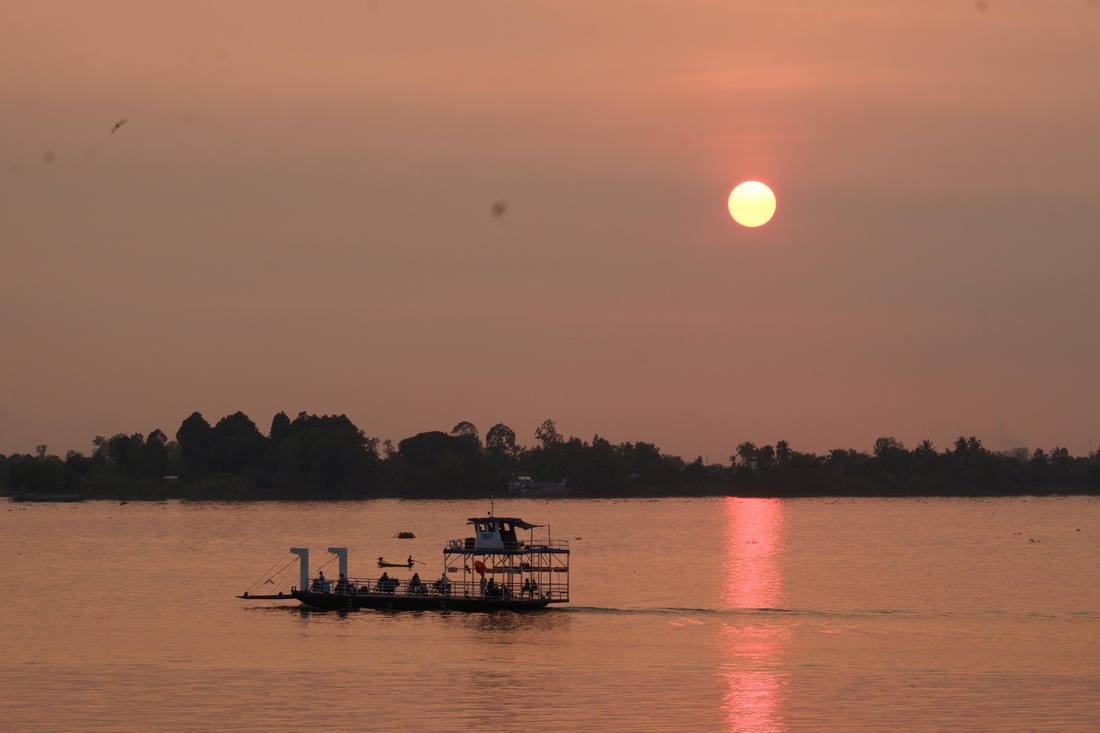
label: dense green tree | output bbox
[733,442,759,469]
[0,453,29,493]
[523,435,585,486]
[485,423,518,458]
[617,441,678,484]
[212,412,268,475]
[396,430,491,497]
[87,431,170,484]
[176,412,215,482]
[1028,448,1050,486]
[534,419,562,448]
[573,435,630,493]
[270,412,292,446]
[821,449,872,494]
[678,457,727,488]
[1050,446,1072,486]
[872,436,911,478]
[7,454,81,496]
[274,412,378,497]
[450,421,481,449]
[779,450,825,494]
[103,433,145,477]
[914,440,937,461]
[146,429,170,478]
[873,436,904,456]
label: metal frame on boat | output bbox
[240,514,569,612]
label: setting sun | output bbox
[728,181,777,227]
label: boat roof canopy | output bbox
[468,517,542,530]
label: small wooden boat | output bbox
[376,556,416,568]
[240,511,570,612]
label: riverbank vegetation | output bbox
[2,413,1098,500]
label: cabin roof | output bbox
[467,516,541,530]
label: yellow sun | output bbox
[728,181,776,227]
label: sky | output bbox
[2,1,1098,463]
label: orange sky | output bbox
[2,2,1098,462]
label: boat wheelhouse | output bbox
[240,513,569,612]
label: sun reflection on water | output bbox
[720,497,787,733]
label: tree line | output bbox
[2,412,1098,500]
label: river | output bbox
[2,496,1097,731]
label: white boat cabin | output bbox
[468,516,540,551]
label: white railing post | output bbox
[290,548,309,592]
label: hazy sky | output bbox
[2,2,1098,462]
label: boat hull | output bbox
[290,590,552,612]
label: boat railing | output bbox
[444,577,569,602]
[302,574,568,603]
[445,538,570,552]
[306,576,453,598]
[524,539,569,552]
[499,539,570,552]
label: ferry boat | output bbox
[239,513,569,612]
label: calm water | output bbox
[2,496,1098,732]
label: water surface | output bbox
[2,496,1097,731]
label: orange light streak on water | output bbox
[720,497,788,733]
[721,497,784,609]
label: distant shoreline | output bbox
[3,413,1098,502]
[5,486,1096,503]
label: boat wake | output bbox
[559,605,1099,621]
[561,605,805,617]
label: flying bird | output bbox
[110,118,128,135]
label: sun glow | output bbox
[728,181,777,228]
